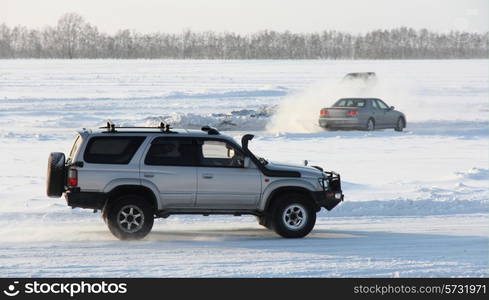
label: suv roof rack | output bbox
[100,121,176,134]
[201,125,219,135]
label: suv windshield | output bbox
[242,140,267,165]
[333,99,365,108]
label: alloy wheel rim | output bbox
[118,205,144,233]
[282,204,307,230]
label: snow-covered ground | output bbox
[0,59,488,277]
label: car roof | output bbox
[336,98,380,101]
[344,72,377,77]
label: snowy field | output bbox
[0,59,488,277]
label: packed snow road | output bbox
[1,214,487,277]
[0,59,487,277]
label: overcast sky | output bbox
[2,0,488,33]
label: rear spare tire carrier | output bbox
[46,152,66,198]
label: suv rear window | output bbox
[145,139,196,166]
[84,137,145,164]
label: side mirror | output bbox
[390,106,395,110]
[243,157,251,168]
[227,148,235,158]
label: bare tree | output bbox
[56,13,86,58]
[0,13,487,59]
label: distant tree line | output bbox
[0,13,487,59]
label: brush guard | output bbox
[313,171,344,211]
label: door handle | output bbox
[144,173,154,178]
[202,174,214,179]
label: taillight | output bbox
[320,109,329,116]
[347,110,358,116]
[67,168,78,187]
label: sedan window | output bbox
[371,100,380,109]
[334,99,365,107]
[376,99,389,109]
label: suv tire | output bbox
[270,193,316,238]
[106,195,154,240]
[46,152,66,198]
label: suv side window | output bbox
[145,138,196,166]
[376,99,389,109]
[199,140,244,168]
[84,136,145,164]
[68,135,82,162]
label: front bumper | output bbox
[312,171,344,211]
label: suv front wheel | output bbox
[106,195,154,240]
[270,193,316,238]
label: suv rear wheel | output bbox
[270,193,316,238]
[106,195,154,240]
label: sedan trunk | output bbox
[322,107,352,118]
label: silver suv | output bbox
[47,123,343,240]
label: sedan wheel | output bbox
[366,119,375,131]
[395,118,405,132]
